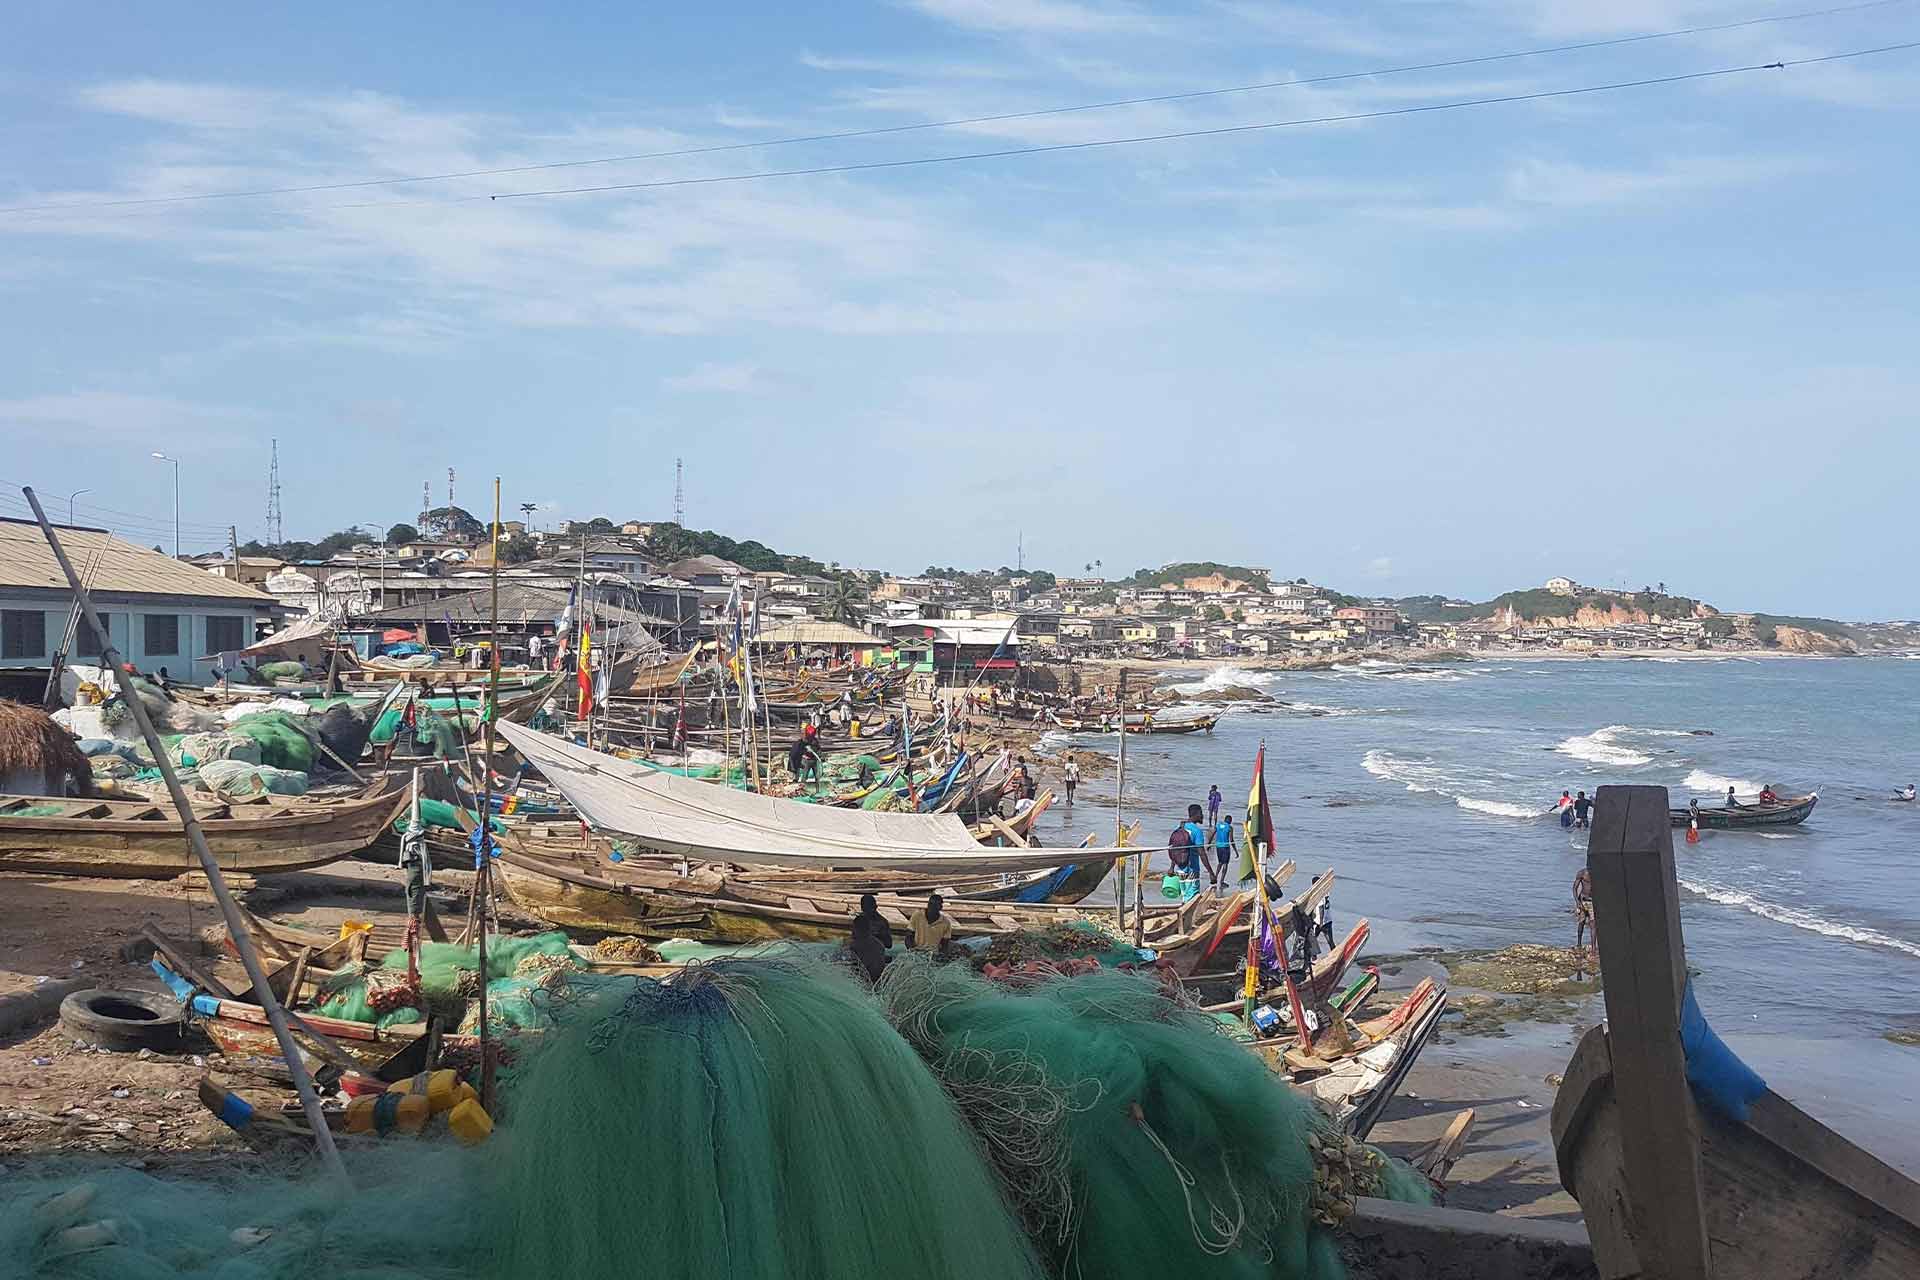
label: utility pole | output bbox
[1114,667,1127,934]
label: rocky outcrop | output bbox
[1489,600,1717,631]
[1768,625,1857,655]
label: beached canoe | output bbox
[1670,791,1817,830]
[494,841,1298,975]
[0,777,407,879]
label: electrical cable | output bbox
[0,0,1907,216]
[484,42,1920,201]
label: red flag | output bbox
[577,623,594,718]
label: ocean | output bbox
[1030,654,1920,1170]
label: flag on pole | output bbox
[577,622,594,718]
[1239,742,1276,883]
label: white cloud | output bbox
[664,361,763,393]
[1504,153,1822,207]
[0,391,260,446]
[1366,555,1394,578]
[902,0,1163,35]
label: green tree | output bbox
[386,522,420,545]
[1200,603,1226,621]
[828,575,868,626]
[498,534,541,564]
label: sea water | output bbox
[1030,654,1920,1169]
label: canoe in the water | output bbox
[0,778,408,879]
[1670,792,1817,830]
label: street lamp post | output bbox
[66,489,92,525]
[150,453,180,556]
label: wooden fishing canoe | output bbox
[0,777,407,879]
[494,840,1293,971]
[1669,791,1817,830]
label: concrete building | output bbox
[1,518,269,683]
[1546,576,1578,596]
[1336,605,1404,636]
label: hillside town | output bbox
[4,493,1872,700]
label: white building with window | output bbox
[1,519,271,684]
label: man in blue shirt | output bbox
[1180,804,1210,884]
[1211,814,1234,890]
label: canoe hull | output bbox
[0,781,408,879]
[1670,793,1817,830]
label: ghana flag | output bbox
[1238,743,1276,882]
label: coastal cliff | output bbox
[1766,624,1858,655]
[1486,600,1717,631]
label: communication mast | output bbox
[674,458,685,526]
[420,482,431,527]
[265,439,284,544]
[447,467,456,512]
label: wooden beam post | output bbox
[1586,784,1711,1280]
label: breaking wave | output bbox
[1361,750,1543,819]
[1680,879,1920,960]
[1681,769,1759,795]
[1554,726,1653,769]
[1169,665,1274,695]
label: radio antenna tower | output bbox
[674,458,685,526]
[420,482,431,527]
[447,467,456,511]
[265,439,284,544]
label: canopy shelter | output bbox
[497,721,1136,877]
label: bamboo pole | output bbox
[21,487,345,1181]
[1114,667,1127,934]
[475,477,503,1111]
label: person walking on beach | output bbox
[1573,868,1596,955]
[1572,790,1593,830]
[1178,804,1210,885]
[1211,814,1234,891]
[1207,784,1222,827]
[1063,758,1079,806]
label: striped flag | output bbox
[1239,742,1276,883]
[577,622,593,718]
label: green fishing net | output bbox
[481,958,1047,1279]
[2,954,1427,1280]
[877,953,1427,1279]
[314,933,573,1028]
[225,712,315,772]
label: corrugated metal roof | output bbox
[753,620,881,646]
[0,518,271,603]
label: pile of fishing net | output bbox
[975,919,1146,973]
[314,932,575,1031]
[225,712,316,772]
[0,955,1428,1280]
[877,953,1429,1279]
[193,758,311,799]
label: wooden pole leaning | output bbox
[21,487,346,1182]
[1585,784,1711,1280]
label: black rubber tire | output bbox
[57,988,185,1053]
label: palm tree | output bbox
[829,575,868,626]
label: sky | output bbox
[2,1,1917,618]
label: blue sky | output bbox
[2,1,1916,617]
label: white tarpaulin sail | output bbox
[497,721,1133,876]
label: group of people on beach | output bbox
[1166,782,1235,889]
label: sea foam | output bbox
[1361,750,1543,819]
[1681,878,1920,960]
[1554,726,1653,769]
[1681,769,1759,795]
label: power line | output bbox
[486,43,1920,201]
[0,0,1907,217]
